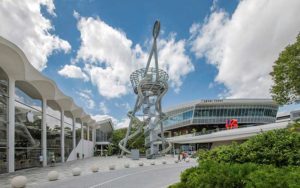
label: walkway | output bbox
[0,155,194,188]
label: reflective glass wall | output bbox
[46,103,61,164]
[89,128,92,141]
[0,67,8,173]
[75,119,81,145]
[64,113,73,161]
[15,86,42,170]
[83,123,87,140]
[163,104,278,129]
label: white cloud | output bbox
[190,0,300,98]
[115,117,130,129]
[115,102,131,111]
[91,114,128,129]
[74,13,194,98]
[91,114,114,122]
[157,34,194,93]
[58,64,89,81]
[0,0,71,71]
[76,89,95,109]
[99,102,109,114]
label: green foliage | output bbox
[169,161,300,188]
[110,127,145,155]
[170,129,300,188]
[245,165,300,188]
[199,129,300,167]
[270,33,300,105]
[288,119,300,132]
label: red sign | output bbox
[225,119,238,129]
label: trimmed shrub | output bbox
[198,129,300,167]
[169,161,300,188]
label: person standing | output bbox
[39,155,43,166]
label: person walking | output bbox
[51,154,56,167]
[178,152,181,161]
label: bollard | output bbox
[91,165,99,173]
[175,160,179,163]
[150,161,155,165]
[47,171,59,181]
[124,163,130,168]
[109,165,116,170]
[72,167,81,176]
[138,162,144,166]
[162,161,167,164]
[11,176,27,188]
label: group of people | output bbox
[178,151,188,161]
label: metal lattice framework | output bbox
[118,21,171,159]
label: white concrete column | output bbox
[42,98,47,167]
[72,117,76,159]
[61,110,65,162]
[8,78,15,172]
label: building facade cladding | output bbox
[0,37,97,174]
[163,99,278,131]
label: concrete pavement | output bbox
[0,156,196,188]
[40,162,195,188]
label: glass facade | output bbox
[163,110,193,127]
[83,123,87,140]
[96,129,109,142]
[64,114,73,161]
[15,87,42,170]
[0,67,8,173]
[75,119,81,145]
[89,128,92,141]
[46,106,62,164]
[163,103,278,129]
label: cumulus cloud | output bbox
[99,102,109,114]
[73,13,193,98]
[58,64,89,81]
[0,0,71,71]
[76,89,95,109]
[115,102,131,111]
[91,114,129,129]
[190,0,300,98]
[115,117,130,129]
[92,114,114,122]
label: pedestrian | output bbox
[51,154,55,167]
[39,155,43,166]
[182,152,186,161]
[178,152,181,161]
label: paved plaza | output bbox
[0,155,196,188]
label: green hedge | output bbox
[198,129,300,166]
[169,161,300,188]
[170,129,300,188]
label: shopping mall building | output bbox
[162,99,282,151]
[0,37,112,174]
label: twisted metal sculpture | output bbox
[119,21,171,159]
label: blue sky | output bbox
[1,0,300,127]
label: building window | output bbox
[75,120,81,145]
[15,86,42,171]
[0,67,8,174]
[46,104,62,164]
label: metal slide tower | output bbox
[119,21,171,159]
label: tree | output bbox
[110,127,145,155]
[270,33,300,105]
